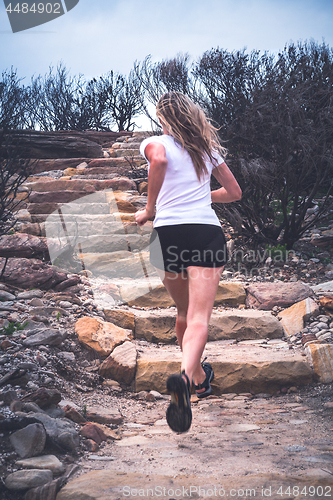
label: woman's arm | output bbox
[211,162,242,203]
[135,142,168,226]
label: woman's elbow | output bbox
[232,186,242,201]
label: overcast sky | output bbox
[1,0,332,129]
[1,0,333,80]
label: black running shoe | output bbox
[193,358,214,398]
[166,371,192,433]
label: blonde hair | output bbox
[156,92,227,180]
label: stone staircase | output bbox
[14,131,321,395]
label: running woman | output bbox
[135,92,242,433]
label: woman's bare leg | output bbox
[181,266,224,386]
[158,269,189,347]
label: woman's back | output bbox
[140,134,222,228]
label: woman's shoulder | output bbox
[140,134,175,158]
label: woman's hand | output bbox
[135,207,153,226]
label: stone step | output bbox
[86,156,145,168]
[78,251,155,279]
[134,341,313,394]
[115,148,140,157]
[28,202,112,216]
[107,279,246,308]
[47,234,151,256]
[29,211,140,224]
[104,306,283,344]
[24,178,136,193]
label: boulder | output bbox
[21,388,62,409]
[0,234,49,259]
[245,282,314,310]
[0,258,68,289]
[15,455,65,475]
[9,423,46,458]
[99,341,137,384]
[306,343,333,383]
[28,412,79,452]
[278,298,319,337]
[5,469,53,491]
[0,130,112,159]
[75,316,133,358]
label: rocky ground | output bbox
[0,130,332,499]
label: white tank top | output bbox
[140,134,223,228]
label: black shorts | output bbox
[149,224,228,274]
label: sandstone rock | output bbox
[87,157,141,169]
[75,316,133,358]
[25,177,136,193]
[15,455,65,475]
[215,282,246,306]
[55,470,332,500]
[15,221,42,236]
[133,308,283,344]
[85,405,123,425]
[54,276,80,291]
[319,295,333,310]
[9,423,46,458]
[279,298,320,337]
[15,208,32,222]
[121,281,174,307]
[103,309,135,331]
[5,469,53,491]
[245,282,314,310]
[134,309,176,343]
[0,258,68,290]
[80,423,107,444]
[99,341,137,384]
[121,280,246,308]
[63,405,87,424]
[21,388,62,409]
[0,234,49,259]
[306,344,333,383]
[29,189,95,204]
[86,422,120,440]
[107,190,146,213]
[80,251,155,280]
[1,129,106,159]
[138,181,148,194]
[135,341,313,395]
